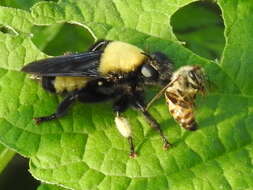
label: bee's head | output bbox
[140,52,173,86]
[187,65,206,94]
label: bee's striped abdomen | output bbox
[165,90,197,131]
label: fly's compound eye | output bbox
[141,64,158,79]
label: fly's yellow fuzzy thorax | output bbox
[54,76,89,93]
[99,41,146,74]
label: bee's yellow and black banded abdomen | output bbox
[42,76,89,93]
[165,90,197,131]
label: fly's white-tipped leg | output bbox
[128,136,137,158]
[114,115,137,158]
[115,115,132,138]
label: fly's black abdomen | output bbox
[42,77,56,93]
[77,79,117,103]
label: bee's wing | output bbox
[21,51,102,77]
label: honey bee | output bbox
[146,65,206,131]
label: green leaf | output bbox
[0,0,253,190]
[31,23,94,56]
[37,184,67,190]
[0,0,42,10]
[0,144,15,173]
[171,1,225,60]
[218,0,253,95]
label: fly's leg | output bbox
[114,113,137,158]
[136,102,171,150]
[128,135,136,158]
[113,96,137,158]
[34,93,78,125]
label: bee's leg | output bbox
[113,96,137,158]
[34,93,78,125]
[135,102,171,150]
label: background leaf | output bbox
[171,1,225,60]
[37,184,68,190]
[31,23,94,56]
[0,144,15,173]
[0,0,53,10]
[0,0,253,190]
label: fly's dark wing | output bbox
[21,51,102,77]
